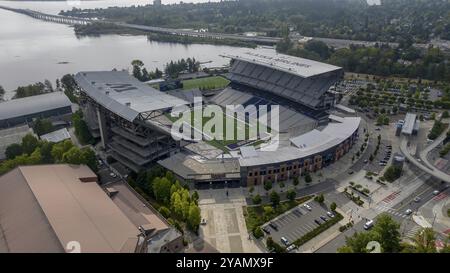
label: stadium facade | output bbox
[75,49,360,188]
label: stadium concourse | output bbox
[73,48,360,189]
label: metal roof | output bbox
[225,48,342,78]
[40,128,71,143]
[74,71,188,122]
[0,165,140,253]
[239,117,360,167]
[401,113,417,135]
[0,92,72,121]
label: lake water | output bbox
[0,0,245,98]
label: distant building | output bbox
[0,92,72,129]
[401,113,418,136]
[0,164,183,253]
[40,128,71,143]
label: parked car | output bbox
[364,220,374,230]
[303,204,312,211]
[433,190,440,195]
[200,219,207,225]
[314,219,322,225]
[405,209,413,216]
[286,244,297,252]
[364,159,368,164]
[320,216,327,222]
[413,197,421,203]
[327,211,335,218]
[262,226,271,234]
[269,222,279,231]
[348,170,354,175]
[109,172,117,178]
[281,237,290,246]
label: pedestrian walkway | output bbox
[381,191,402,204]
[374,204,409,218]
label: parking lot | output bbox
[261,201,334,249]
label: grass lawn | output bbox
[182,76,230,90]
[243,195,313,233]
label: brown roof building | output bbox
[0,164,183,253]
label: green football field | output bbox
[167,109,271,151]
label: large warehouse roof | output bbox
[226,49,342,78]
[74,71,188,122]
[0,92,72,121]
[239,117,360,167]
[0,165,140,253]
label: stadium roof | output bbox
[226,49,342,78]
[401,113,417,135]
[239,117,360,167]
[74,71,188,122]
[0,92,72,121]
[0,165,140,253]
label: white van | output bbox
[364,220,374,230]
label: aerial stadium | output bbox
[74,49,361,189]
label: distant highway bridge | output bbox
[0,5,281,45]
[0,5,92,25]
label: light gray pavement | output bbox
[197,187,262,253]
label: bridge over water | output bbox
[0,5,92,25]
[0,5,281,45]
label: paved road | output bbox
[401,135,450,183]
[316,176,448,253]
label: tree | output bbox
[187,202,201,231]
[443,111,449,119]
[32,118,54,136]
[330,202,337,212]
[270,191,280,207]
[264,180,272,191]
[80,147,98,172]
[315,194,325,204]
[0,85,5,100]
[263,206,274,216]
[383,165,402,182]
[191,191,199,204]
[372,213,401,252]
[72,111,93,145]
[21,134,39,155]
[158,206,171,218]
[286,189,296,201]
[409,228,437,253]
[338,231,379,253]
[51,139,74,162]
[5,143,23,160]
[252,194,262,205]
[152,177,172,204]
[131,59,144,81]
[293,176,299,186]
[304,172,312,183]
[253,227,264,239]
